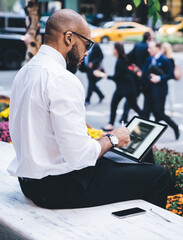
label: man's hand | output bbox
[150,73,160,83]
[96,126,130,159]
[110,127,130,148]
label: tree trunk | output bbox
[24,0,42,63]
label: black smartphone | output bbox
[111,207,146,219]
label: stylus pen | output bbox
[150,209,171,223]
[121,121,125,127]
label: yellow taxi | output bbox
[158,18,183,35]
[91,21,152,43]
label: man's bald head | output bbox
[45,9,90,42]
[44,9,92,74]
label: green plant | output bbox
[156,34,183,44]
[175,167,183,193]
[153,148,183,193]
[124,35,143,42]
[125,34,183,45]
[133,0,161,25]
[154,148,183,216]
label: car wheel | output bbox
[101,36,109,43]
[2,49,22,70]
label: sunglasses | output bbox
[64,31,94,51]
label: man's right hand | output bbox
[110,127,130,148]
[96,126,131,159]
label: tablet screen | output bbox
[113,116,167,160]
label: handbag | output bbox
[149,65,165,76]
[174,64,183,81]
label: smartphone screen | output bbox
[112,207,146,219]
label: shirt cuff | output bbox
[94,139,101,159]
[157,76,161,82]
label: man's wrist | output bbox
[105,134,119,148]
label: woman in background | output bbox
[103,43,142,131]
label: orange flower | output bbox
[175,167,183,176]
[166,204,171,209]
[172,210,178,214]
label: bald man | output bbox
[8,9,170,209]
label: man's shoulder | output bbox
[27,54,67,75]
[158,55,171,64]
[24,57,78,86]
[135,41,147,49]
[158,54,167,61]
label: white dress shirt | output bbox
[8,45,101,179]
[151,52,161,65]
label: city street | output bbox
[0,43,183,152]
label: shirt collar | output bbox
[39,44,66,69]
[154,52,161,60]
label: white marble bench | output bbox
[0,141,183,240]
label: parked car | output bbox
[0,33,26,69]
[0,13,49,70]
[91,21,152,43]
[0,12,26,35]
[0,12,47,37]
[159,19,183,35]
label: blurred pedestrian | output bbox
[161,42,175,114]
[120,31,153,123]
[141,40,180,140]
[80,43,105,106]
[102,42,143,131]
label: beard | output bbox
[66,44,82,74]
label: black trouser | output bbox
[85,71,104,103]
[121,99,131,122]
[121,81,141,123]
[143,93,178,131]
[18,153,170,209]
[109,90,142,125]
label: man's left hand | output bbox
[150,73,160,83]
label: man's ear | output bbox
[64,31,74,46]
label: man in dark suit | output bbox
[128,31,153,69]
[120,31,153,123]
[142,40,180,140]
[80,43,105,105]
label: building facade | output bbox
[0,0,182,24]
[61,0,183,24]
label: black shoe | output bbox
[174,125,180,140]
[99,95,105,103]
